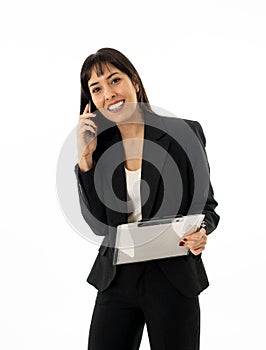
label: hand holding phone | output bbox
[76,101,98,166]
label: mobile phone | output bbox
[87,100,96,137]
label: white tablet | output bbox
[113,214,205,265]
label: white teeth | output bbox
[108,100,124,111]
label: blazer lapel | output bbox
[102,111,170,225]
[101,128,128,227]
[141,112,170,219]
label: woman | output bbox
[75,48,219,350]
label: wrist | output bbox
[79,155,93,172]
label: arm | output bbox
[179,120,220,255]
[74,162,109,236]
[74,103,110,236]
[193,120,220,235]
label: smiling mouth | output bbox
[107,100,125,112]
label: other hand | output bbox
[179,228,207,256]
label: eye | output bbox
[92,87,101,94]
[111,77,121,85]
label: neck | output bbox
[117,110,144,140]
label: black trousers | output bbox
[88,259,200,350]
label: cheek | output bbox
[120,80,137,98]
[91,96,102,109]
[126,85,138,101]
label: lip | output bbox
[107,99,125,113]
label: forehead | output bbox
[89,63,122,82]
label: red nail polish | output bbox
[179,242,185,246]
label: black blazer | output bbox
[74,110,220,298]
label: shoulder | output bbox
[157,114,206,147]
[183,118,206,147]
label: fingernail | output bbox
[183,238,188,242]
[179,242,185,246]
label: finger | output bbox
[182,235,203,245]
[190,243,206,253]
[79,120,98,133]
[190,241,207,251]
[195,228,207,238]
[83,103,89,115]
[190,234,205,244]
[186,226,206,236]
[185,237,207,248]
[80,124,97,135]
[190,246,205,255]
[79,112,96,121]
[84,119,97,129]
[199,227,206,235]
[184,231,203,240]
[188,230,206,241]
[180,235,207,247]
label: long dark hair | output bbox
[80,48,154,118]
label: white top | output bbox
[124,166,142,223]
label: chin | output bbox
[101,104,139,125]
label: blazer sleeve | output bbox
[191,120,220,235]
[74,162,109,236]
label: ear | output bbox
[134,82,140,93]
[132,75,139,93]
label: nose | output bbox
[103,85,116,101]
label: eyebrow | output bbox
[89,72,120,88]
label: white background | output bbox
[1,0,266,349]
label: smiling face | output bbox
[88,63,141,125]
